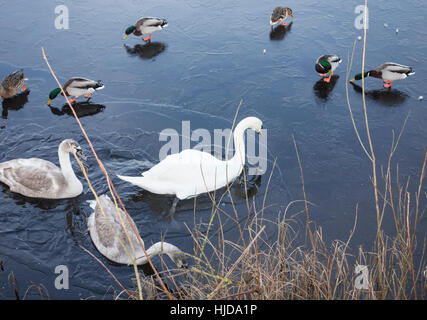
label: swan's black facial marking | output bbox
[173,253,188,269]
[76,148,87,162]
[68,141,87,161]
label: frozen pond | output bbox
[0,0,426,298]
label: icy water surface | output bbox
[0,0,426,298]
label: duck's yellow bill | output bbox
[350,78,355,82]
[47,99,52,105]
[123,34,128,39]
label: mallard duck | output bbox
[0,69,27,99]
[270,7,293,26]
[316,55,342,83]
[47,78,104,105]
[87,194,188,267]
[117,117,263,214]
[0,139,86,199]
[123,17,168,42]
[350,63,415,88]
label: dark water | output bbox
[0,0,426,299]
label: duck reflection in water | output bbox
[130,169,262,219]
[124,42,167,59]
[2,90,30,119]
[270,22,293,41]
[49,101,106,118]
[313,75,339,100]
[350,82,408,107]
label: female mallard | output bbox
[87,194,187,267]
[270,7,293,26]
[350,63,415,88]
[0,69,27,99]
[316,55,342,83]
[47,78,104,105]
[123,17,168,42]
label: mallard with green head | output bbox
[315,55,342,83]
[0,69,28,99]
[270,7,293,26]
[123,17,168,42]
[47,78,104,106]
[350,63,415,88]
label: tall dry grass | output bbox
[127,147,426,300]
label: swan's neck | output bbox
[226,122,247,176]
[58,144,80,186]
[136,242,180,264]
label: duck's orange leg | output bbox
[84,93,92,99]
[68,96,77,103]
[21,84,27,92]
[383,80,393,88]
[323,73,332,83]
[143,34,152,42]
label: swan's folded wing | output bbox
[91,195,144,264]
[142,150,222,182]
[0,159,63,195]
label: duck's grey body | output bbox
[350,62,414,88]
[62,78,104,98]
[134,17,168,36]
[0,69,26,99]
[371,63,414,81]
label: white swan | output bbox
[87,194,187,267]
[117,117,263,212]
[0,139,86,199]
